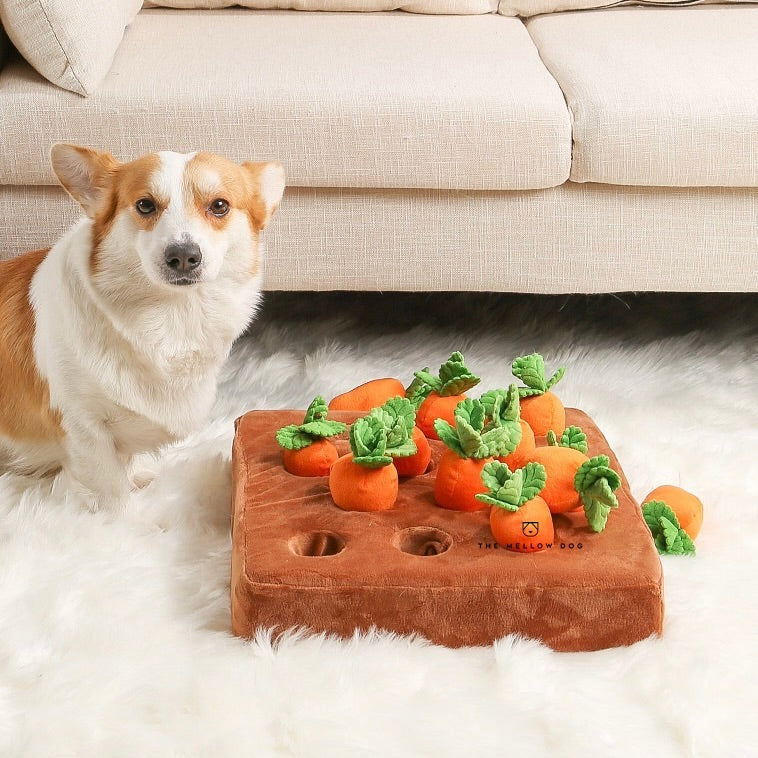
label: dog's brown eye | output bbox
[136,198,156,216]
[210,198,230,217]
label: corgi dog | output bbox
[0,145,284,512]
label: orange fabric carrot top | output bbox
[511,352,566,436]
[276,396,347,476]
[407,351,481,439]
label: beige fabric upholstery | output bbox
[0,9,570,190]
[0,0,142,96]
[3,184,756,292]
[527,7,758,187]
[144,1,497,10]
[499,1,755,17]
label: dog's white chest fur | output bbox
[31,222,260,451]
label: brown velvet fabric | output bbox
[231,409,664,651]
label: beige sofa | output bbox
[0,2,756,292]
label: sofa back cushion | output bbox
[499,1,755,16]
[142,1,498,12]
[0,0,142,95]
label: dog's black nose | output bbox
[164,240,202,272]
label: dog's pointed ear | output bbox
[241,160,285,231]
[50,144,120,218]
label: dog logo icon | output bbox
[522,521,539,538]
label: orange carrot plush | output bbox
[433,398,520,511]
[329,411,414,512]
[408,352,481,440]
[479,385,535,470]
[511,353,566,436]
[643,485,703,540]
[328,378,406,412]
[369,396,431,477]
[276,396,347,476]
[524,426,621,533]
[476,461,553,553]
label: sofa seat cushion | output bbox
[0,9,571,190]
[527,6,758,187]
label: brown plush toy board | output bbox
[231,409,663,652]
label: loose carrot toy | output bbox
[511,353,566,436]
[524,426,621,532]
[328,378,406,412]
[368,398,430,477]
[276,396,347,476]
[329,413,412,512]
[643,485,703,540]
[408,352,481,440]
[642,500,696,555]
[476,461,553,553]
[433,398,519,511]
[480,385,535,469]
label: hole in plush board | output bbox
[394,527,452,557]
[289,531,345,557]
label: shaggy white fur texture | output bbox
[1,292,755,757]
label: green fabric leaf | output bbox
[303,395,329,424]
[405,370,434,409]
[545,366,566,391]
[481,460,512,492]
[475,492,518,510]
[276,424,316,451]
[546,430,559,446]
[518,387,545,398]
[575,455,622,495]
[480,421,521,458]
[412,369,442,393]
[349,416,392,467]
[560,425,588,454]
[477,460,544,511]
[519,462,547,504]
[454,398,486,432]
[437,352,481,397]
[434,419,465,458]
[642,500,680,531]
[512,353,547,393]
[642,501,696,555]
[580,478,619,533]
[481,385,521,427]
[299,420,347,438]
[369,396,417,457]
[456,416,489,459]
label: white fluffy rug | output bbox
[1,292,756,757]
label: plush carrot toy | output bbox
[369,396,430,477]
[276,396,347,476]
[329,377,406,412]
[642,500,696,555]
[329,413,412,512]
[511,353,566,436]
[643,485,703,540]
[408,352,481,440]
[476,461,553,553]
[433,398,519,511]
[479,385,535,469]
[524,426,621,532]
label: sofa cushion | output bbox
[0,9,571,190]
[144,1,497,10]
[0,0,142,96]
[499,1,754,17]
[527,6,758,187]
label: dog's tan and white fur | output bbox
[0,145,284,511]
